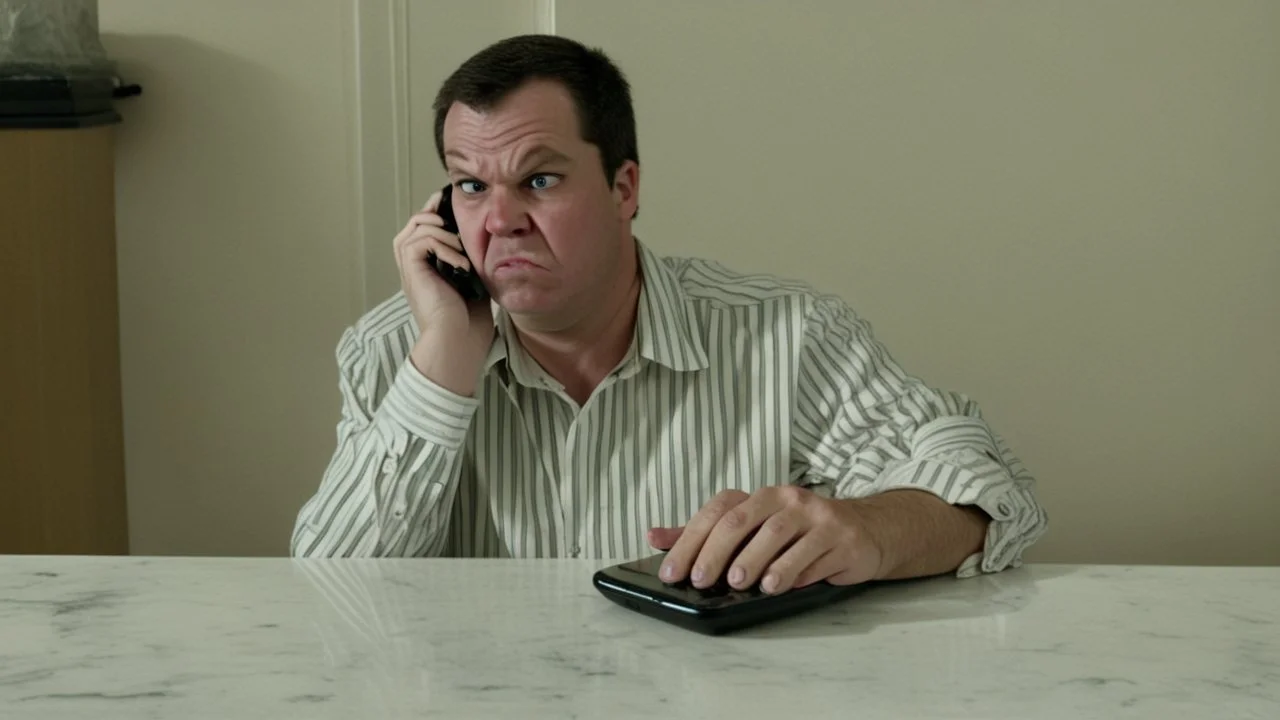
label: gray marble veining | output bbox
[1,556,1277,718]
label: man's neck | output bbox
[511,247,642,405]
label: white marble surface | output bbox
[0,556,1277,719]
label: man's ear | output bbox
[612,160,640,221]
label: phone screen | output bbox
[599,553,769,608]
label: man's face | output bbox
[442,79,638,325]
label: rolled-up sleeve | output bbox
[790,294,1048,577]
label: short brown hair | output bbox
[432,34,639,188]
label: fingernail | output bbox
[728,566,745,586]
[691,566,705,584]
[660,563,674,581]
[762,573,778,593]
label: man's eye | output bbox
[528,174,561,190]
[458,180,485,194]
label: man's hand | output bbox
[646,487,885,595]
[394,188,494,396]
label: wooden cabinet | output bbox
[0,124,130,554]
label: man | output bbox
[291,35,1047,595]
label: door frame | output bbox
[345,0,556,312]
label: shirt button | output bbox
[381,458,397,475]
[571,545,581,558]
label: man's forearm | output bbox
[843,489,990,580]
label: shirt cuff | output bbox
[374,358,479,451]
[872,417,1048,577]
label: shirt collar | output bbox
[632,239,709,372]
[481,238,709,386]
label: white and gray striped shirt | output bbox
[291,241,1047,576]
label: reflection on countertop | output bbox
[1,556,1276,718]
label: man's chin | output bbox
[492,287,560,317]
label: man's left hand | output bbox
[646,486,884,595]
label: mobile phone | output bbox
[426,184,488,301]
[592,552,869,635]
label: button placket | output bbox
[561,406,578,559]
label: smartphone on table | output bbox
[592,552,870,635]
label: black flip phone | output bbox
[592,553,869,635]
[426,184,488,301]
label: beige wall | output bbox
[100,1,1278,564]
[101,0,362,555]
[556,0,1280,565]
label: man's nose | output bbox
[483,188,531,237]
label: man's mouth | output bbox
[495,258,541,270]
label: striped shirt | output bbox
[291,241,1047,576]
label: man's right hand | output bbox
[393,188,495,396]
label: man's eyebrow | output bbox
[444,146,571,174]
[517,146,572,168]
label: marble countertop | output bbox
[1,556,1276,719]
